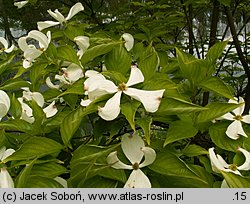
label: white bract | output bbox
[74,36,90,59]
[218,97,250,140]
[18,30,51,68]
[18,88,58,123]
[37,2,84,31]
[14,1,29,8]
[0,90,10,121]
[0,146,15,188]
[46,63,84,89]
[0,37,15,54]
[122,33,134,51]
[209,147,250,176]
[81,66,165,121]
[54,177,68,188]
[107,133,156,188]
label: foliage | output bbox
[0,0,250,188]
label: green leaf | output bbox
[0,54,16,75]
[0,129,6,148]
[156,98,206,115]
[31,162,68,178]
[206,41,228,63]
[143,74,177,90]
[182,144,208,157]
[9,94,22,118]
[120,100,141,131]
[60,105,97,146]
[81,42,119,64]
[164,120,198,146]
[149,151,208,184]
[199,77,233,99]
[209,122,245,152]
[105,45,132,75]
[196,102,243,123]
[70,144,126,187]
[136,117,152,145]
[176,48,211,84]
[30,100,45,134]
[29,63,47,88]
[57,45,80,66]
[78,176,118,188]
[138,44,159,80]
[26,176,64,188]
[0,78,30,91]
[187,164,214,187]
[218,0,231,7]
[31,100,45,122]
[15,159,37,188]
[221,172,250,187]
[43,88,62,101]
[64,23,86,41]
[58,78,84,97]
[0,119,33,133]
[43,111,70,132]
[71,144,119,166]
[4,137,63,162]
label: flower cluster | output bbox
[18,30,51,68]
[209,147,250,187]
[81,66,165,121]
[217,97,250,140]
[17,88,58,123]
[0,37,15,54]
[46,63,84,89]
[208,97,250,187]
[37,2,84,31]
[107,133,156,188]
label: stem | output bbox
[180,0,200,58]
[202,0,220,106]
[224,6,250,113]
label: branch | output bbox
[202,0,220,106]
[224,6,250,113]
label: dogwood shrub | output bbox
[0,2,249,188]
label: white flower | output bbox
[43,101,58,118]
[0,146,15,162]
[0,37,15,54]
[18,30,51,68]
[0,90,10,121]
[0,169,14,188]
[17,88,58,123]
[18,97,35,123]
[209,147,250,176]
[0,146,15,188]
[37,2,84,31]
[107,133,156,188]
[14,1,29,8]
[22,87,44,107]
[81,66,165,121]
[46,63,84,89]
[74,36,90,59]
[122,33,134,51]
[219,97,250,140]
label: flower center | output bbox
[117,82,128,91]
[132,162,139,170]
[229,164,238,171]
[233,115,243,121]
